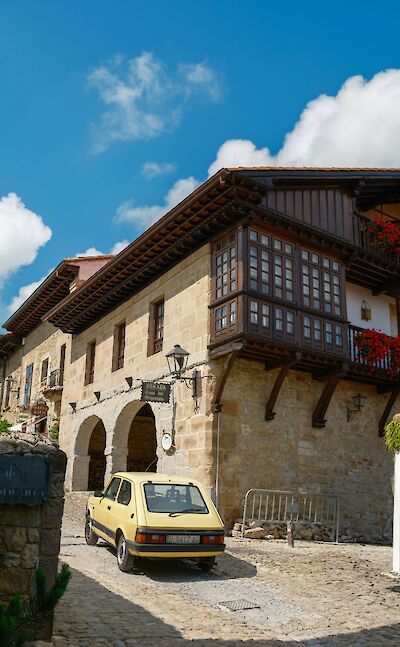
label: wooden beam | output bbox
[312,367,346,428]
[379,386,400,437]
[265,353,301,420]
[212,350,238,408]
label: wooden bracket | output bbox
[312,365,347,428]
[212,350,238,409]
[379,385,400,437]
[265,352,301,421]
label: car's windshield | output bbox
[143,483,209,514]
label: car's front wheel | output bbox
[85,517,98,546]
[116,533,135,572]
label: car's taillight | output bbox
[136,531,166,544]
[201,534,224,545]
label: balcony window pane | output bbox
[274,239,282,251]
[335,325,342,346]
[250,300,258,324]
[249,230,257,241]
[304,316,311,339]
[261,235,269,246]
[326,322,333,344]
[275,308,283,331]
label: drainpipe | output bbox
[212,402,223,510]
[0,357,6,414]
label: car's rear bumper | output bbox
[126,540,225,558]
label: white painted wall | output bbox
[346,283,397,336]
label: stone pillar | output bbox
[106,446,128,481]
[0,435,66,641]
[70,454,90,491]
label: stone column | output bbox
[106,446,128,481]
[70,454,90,491]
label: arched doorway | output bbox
[87,419,106,489]
[127,403,157,473]
[72,415,106,491]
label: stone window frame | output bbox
[84,340,96,386]
[112,321,126,372]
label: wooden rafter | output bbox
[379,386,400,437]
[312,364,348,428]
[211,349,239,410]
[265,353,301,421]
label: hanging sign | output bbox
[30,401,48,417]
[0,455,52,505]
[141,381,171,403]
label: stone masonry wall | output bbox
[216,358,395,543]
[0,434,66,639]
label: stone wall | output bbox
[216,357,396,543]
[1,322,70,429]
[0,434,66,639]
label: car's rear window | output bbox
[143,483,209,514]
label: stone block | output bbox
[40,529,61,556]
[1,526,27,552]
[21,543,39,568]
[40,499,65,530]
[244,527,267,539]
[0,552,21,567]
[0,567,31,598]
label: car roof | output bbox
[113,472,202,486]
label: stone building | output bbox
[2,167,400,542]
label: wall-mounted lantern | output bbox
[347,393,367,422]
[165,345,200,399]
[361,300,372,322]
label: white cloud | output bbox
[0,193,52,283]
[75,240,130,258]
[208,139,271,176]
[7,273,50,314]
[209,69,400,170]
[88,52,223,153]
[110,240,129,254]
[142,161,176,179]
[116,177,200,228]
[179,62,222,101]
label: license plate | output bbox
[166,534,200,544]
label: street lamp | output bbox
[165,345,190,379]
[165,345,199,398]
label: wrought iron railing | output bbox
[41,369,62,389]
[242,488,340,543]
[348,324,393,372]
[352,212,399,262]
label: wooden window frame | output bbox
[40,358,49,385]
[112,321,126,372]
[59,344,66,386]
[212,231,238,301]
[148,299,165,356]
[247,229,295,303]
[84,340,96,385]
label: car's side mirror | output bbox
[93,490,103,498]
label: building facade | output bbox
[2,168,400,542]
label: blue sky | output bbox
[1,0,400,326]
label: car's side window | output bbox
[103,477,121,501]
[117,480,132,506]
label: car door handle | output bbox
[107,505,111,510]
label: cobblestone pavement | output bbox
[50,494,400,646]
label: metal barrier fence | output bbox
[242,488,340,543]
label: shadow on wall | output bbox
[54,566,400,645]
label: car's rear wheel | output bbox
[116,533,134,572]
[198,557,215,572]
[85,517,98,546]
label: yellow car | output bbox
[85,472,225,573]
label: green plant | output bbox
[48,417,60,442]
[385,419,400,454]
[0,563,71,646]
[0,418,11,434]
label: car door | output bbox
[110,479,137,545]
[93,476,122,544]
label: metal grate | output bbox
[218,599,260,612]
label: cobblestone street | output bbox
[50,494,400,646]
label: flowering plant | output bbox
[354,328,400,375]
[368,216,400,256]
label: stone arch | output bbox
[72,415,106,490]
[112,401,158,474]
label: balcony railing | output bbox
[352,212,399,262]
[41,369,63,390]
[348,325,394,372]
